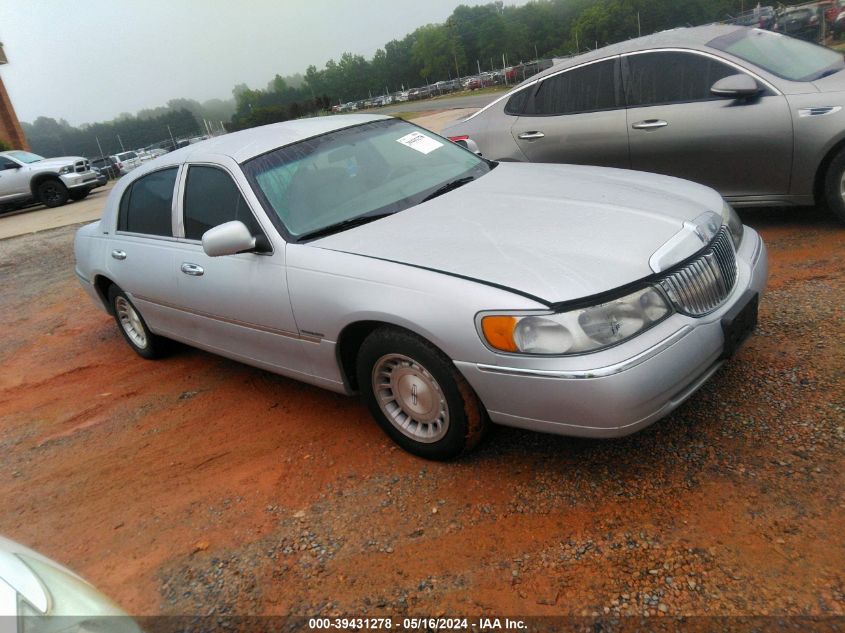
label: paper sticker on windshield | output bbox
[396,132,443,155]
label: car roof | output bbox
[151,113,391,165]
[517,23,746,88]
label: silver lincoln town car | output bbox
[74,114,767,460]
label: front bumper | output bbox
[60,170,100,190]
[455,227,768,438]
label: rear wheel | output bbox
[823,148,845,223]
[356,327,488,460]
[69,188,91,201]
[36,179,69,208]
[107,285,168,359]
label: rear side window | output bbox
[529,59,619,116]
[504,87,532,115]
[117,167,177,236]
[625,51,737,107]
[183,165,262,240]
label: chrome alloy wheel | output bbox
[371,353,450,443]
[115,296,148,349]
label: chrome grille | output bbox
[658,227,737,316]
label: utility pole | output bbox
[534,43,538,61]
[167,125,176,150]
[503,53,508,85]
[454,52,461,85]
[637,12,642,37]
[575,31,579,53]
[477,59,481,75]
[117,134,125,151]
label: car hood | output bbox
[32,156,86,169]
[313,162,724,304]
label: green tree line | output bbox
[24,0,793,155]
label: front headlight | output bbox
[479,286,673,355]
[59,165,74,175]
[722,201,744,249]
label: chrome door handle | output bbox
[181,263,204,276]
[631,119,668,130]
[111,250,126,260]
[517,131,545,140]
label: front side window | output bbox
[529,59,619,115]
[625,51,737,107]
[243,119,490,240]
[183,165,263,240]
[708,28,844,82]
[117,167,177,236]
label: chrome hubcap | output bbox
[372,353,449,443]
[115,296,147,349]
[839,172,845,204]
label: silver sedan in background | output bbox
[74,115,767,460]
[444,24,845,223]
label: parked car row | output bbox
[330,61,555,113]
[731,1,845,41]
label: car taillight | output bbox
[117,162,123,169]
[448,135,469,143]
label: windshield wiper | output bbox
[420,176,475,203]
[297,212,394,241]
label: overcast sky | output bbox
[1,0,531,126]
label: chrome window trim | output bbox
[476,326,693,380]
[621,47,783,98]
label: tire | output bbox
[107,285,168,359]
[36,179,69,208]
[356,327,488,460]
[823,149,845,223]
[69,188,90,201]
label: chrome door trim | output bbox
[476,326,692,379]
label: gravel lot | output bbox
[0,194,842,622]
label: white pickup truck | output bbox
[0,149,100,210]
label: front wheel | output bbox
[107,285,168,359]
[36,179,69,208]
[823,149,845,224]
[356,327,488,460]
[69,188,91,201]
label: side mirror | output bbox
[711,74,761,99]
[201,221,256,257]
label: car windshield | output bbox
[709,28,845,81]
[242,118,491,240]
[6,151,44,164]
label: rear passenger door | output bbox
[107,167,182,335]
[510,57,630,168]
[623,50,792,197]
